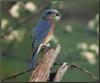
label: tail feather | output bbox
[30,48,38,69]
[30,44,42,69]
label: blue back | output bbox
[32,18,51,48]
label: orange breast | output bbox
[43,20,54,45]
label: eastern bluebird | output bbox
[31,9,61,69]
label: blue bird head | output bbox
[41,9,61,21]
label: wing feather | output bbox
[32,19,51,48]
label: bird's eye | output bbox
[48,11,51,14]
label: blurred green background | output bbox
[1,0,99,82]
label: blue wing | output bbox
[32,19,51,48]
[30,19,51,69]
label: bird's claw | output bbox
[42,45,50,53]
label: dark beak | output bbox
[56,13,61,21]
[56,13,61,16]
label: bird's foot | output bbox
[42,45,50,53]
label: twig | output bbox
[71,63,98,81]
[54,62,98,81]
[1,68,33,81]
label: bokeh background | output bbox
[1,0,99,82]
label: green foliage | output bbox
[88,14,99,35]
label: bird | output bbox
[31,9,61,69]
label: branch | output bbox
[1,46,98,82]
[53,62,70,82]
[71,63,98,80]
[53,62,98,81]
[1,68,32,81]
[29,44,61,82]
